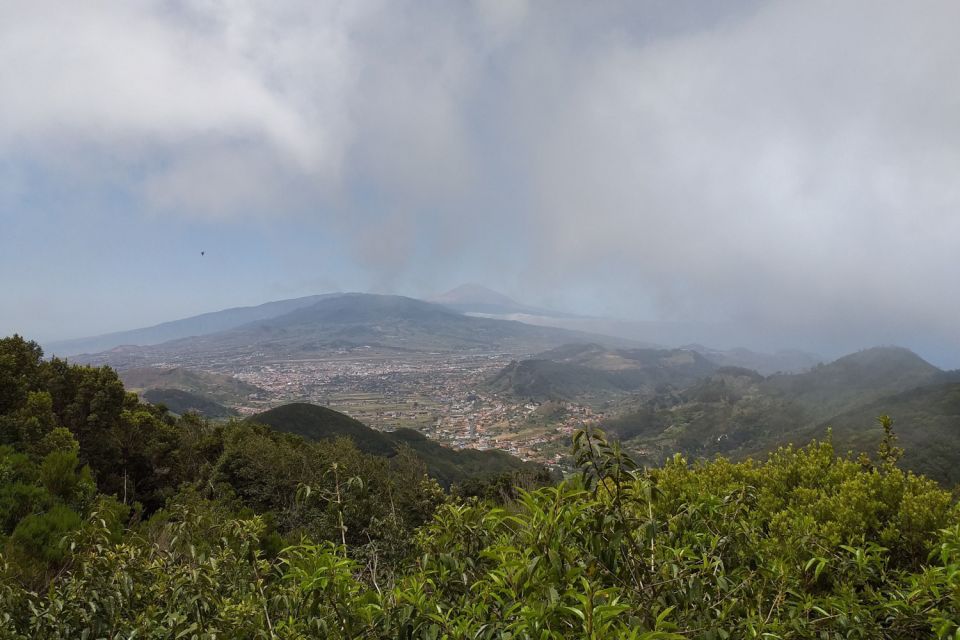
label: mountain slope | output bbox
[119,366,265,405]
[250,402,396,455]
[142,388,236,418]
[47,294,338,356]
[762,347,942,420]
[202,293,621,354]
[249,402,537,486]
[604,347,958,483]
[810,382,960,484]
[487,359,626,400]
[78,294,631,368]
[606,366,805,453]
[684,344,820,375]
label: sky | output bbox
[1,0,959,366]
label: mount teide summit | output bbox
[431,284,578,318]
[432,285,819,373]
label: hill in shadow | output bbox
[248,402,538,486]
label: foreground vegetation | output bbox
[2,335,960,637]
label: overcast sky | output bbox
[1,0,959,366]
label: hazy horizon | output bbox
[27,285,956,371]
[3,1,959,367]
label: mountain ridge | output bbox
[75,293,637,368]
[46,294,340,356]
[119,366,265,405]
[602,346,960,483]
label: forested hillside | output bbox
[3,334,960,637]
[249,403,541,486]
[600,348,960,484]
[141,388,236,418]
[120,366,265,406]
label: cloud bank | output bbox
[1,0,959,360]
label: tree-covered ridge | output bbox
[120,365,265,407]
[250,403,541,487]
[603,347,960,484]
[3,334,960,637]
[141,388,237,418]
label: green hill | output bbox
[249,403,395,455]
[605,348,960,484]
[141,388,236,418]
[120,366,264,406]
[486,344,718,402]
[762,346,942,420]
[249,403,537,486]
[538,343,716,375]
[607,367,807,460]
[810,382,960,484]
[486,359,626,400]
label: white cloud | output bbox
[516,0,960,340]
[0,1,368,215]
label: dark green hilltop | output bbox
[247,402,540,487]
[141,388,237,419]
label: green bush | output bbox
[10,504,82,565]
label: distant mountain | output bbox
[78,294,631,368]
[119,367,265,405]
[432,284,522,308]
[142,388,236,419]
[249,402,537,486]
[431,299,820,373]
[538,343,715,374]
[457,311,831,369]
[486,343,718,402]
[683,344,820,375]
[431,284,579,318]
[46,294,339,356]
[539,341,817,376]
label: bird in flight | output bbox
[201,251,205,256]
